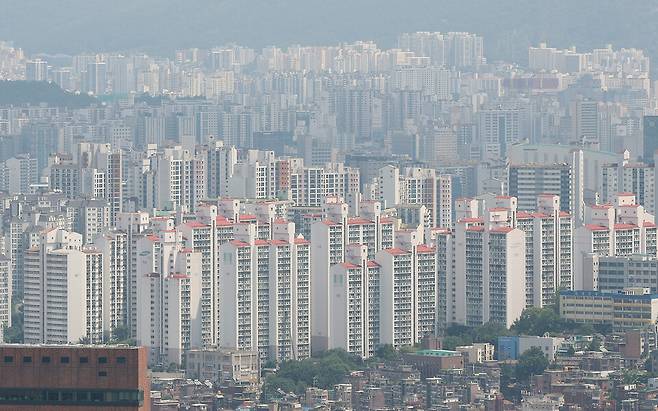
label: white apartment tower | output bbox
[446,195,572,316]
[450,204,526,328]
[0,257,10,340]
[287,161,360,207]
[218,221,311,362]
[135,228,203,365]
[378,165,452,228]
[515,194,573,307]
[24,229,105,344]
[574,193,657,289]
[93,229,128,334]
[201,140,237,198]
[144,146,207,212]
[228,150,277,200]
[311,198,396,353]
[116,211,151,338]
[600,160,655,214]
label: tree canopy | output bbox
[515,347,549,380]
[442,322,511,350]
[261,349,362,400]
[3,296,23,343]
[0,81,97,108]
[510,306,594,336]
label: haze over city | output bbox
[2,1,658,410]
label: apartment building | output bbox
[574,193,657,289]
[217,221,311,362]
[134,228,203,365]
[23,229,104,344]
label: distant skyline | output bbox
[1,0,656,65]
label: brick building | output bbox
[0,345,149,410]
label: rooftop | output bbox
[561,290,658,301]
[413,349,461,357]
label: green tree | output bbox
[500,364,521,402]
[442,321,509,349]
[374,344,399,362]
[621,369,649,385]
[112,325,130,341]
[3,296,23,343]
[442,335,469,350]
[0,81,97,108]
[511,306,592,336]
[516,347,549,381]
[511,307,561,335]
[261,349,361,400]
[474,322,511,344]
[262,375,300,400]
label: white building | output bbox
[200,140,237,198]
[479,103,525,160]
[439,195,569,325]
[0,256,11,340]
[0,155,38,194]
[378,165,452,228]
[453,195,573,309]
[311,196,440,355]
[376,242,438,349]
[135,228,203,365]
[218,221,311,362]
[328,248,380,358]
[23,229,104,344]
[68,199,111,245]
[311,198,396,353]
[93,229,128,334]
[574,193,657,289]
[116,211,151,339]
[600,160,654,214]
[451,206,526,328]
[143,145,207,212]
[228,150,277,200]
[287,161,360,207]
[515,195,573,306]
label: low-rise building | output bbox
[560,288,658,332]
[456,343,495,364]
[401,349,464,378]
[185,348,259,385]
[498,335,565,361]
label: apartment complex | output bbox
[574,193,657,289]
[218,221,311,362]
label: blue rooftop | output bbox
[560,290,658,301]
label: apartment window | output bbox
[98,371,107,377]
[41,356,51,364]
[80,357,89,364]
[98,357,108,364]
[22,356,32,363]
[60,356,70,364]
[117,356,127,364]
[3,356,12,363]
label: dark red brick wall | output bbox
[0,346,150,410]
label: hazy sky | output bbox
[1,0,655,63]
